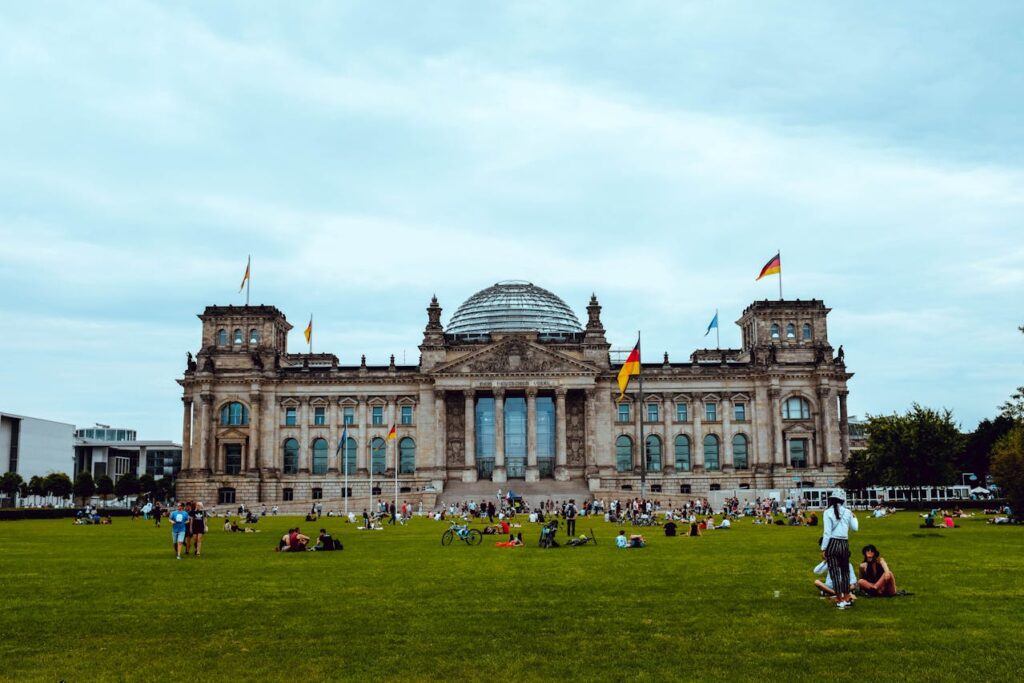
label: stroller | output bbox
[566,529,598,547]
[538,519,560,548]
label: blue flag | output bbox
[705,311,718,336]
[337,425,348,454]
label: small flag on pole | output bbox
[239,256,250,292]
[386,425,397,441]
[304,317,313,344]
[616,340,641,402]
[756,252,782,280]
[705,311,719,336]
[337,425,348,454]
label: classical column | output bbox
[357,396,368,474]
[247,393,261,472]
[525,389,538,481]
[555,388,568,480]
[838,390,850,462]
[493,390,506,481]
[691,397,704,472]
[181,397,193,471]
[464,390,477,482]
[661,393,673,474]
[721,396,733,470]
[263,391,277,472]
[434,390,446,473]
[328,398,340,473]
[817,386,834,468]
[386,398,396,472]
[770,388,784,467]
[298,398,311,473]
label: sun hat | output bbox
[829,488,846,502]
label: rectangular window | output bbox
[372,406,384,426]
[224,444,242,475]
[401,405,413,425]
[311,488,323,500]
[343,407,354,425]
[646,403,659,422]
[705,403,717,422]
[285,408,297,426]
[789,439,808,468]
[676,403,688,422]
[734,403,746,421]
[282,488,294,501]
[617,403,631,423]
[314,407,326,425]
[217,488,236,504]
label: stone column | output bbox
[328,399,340,473]
[692,397,704,472]
[721,396,733,470]
[817,386,834,467]
[585,389,598,478]
[463,390,477,482]
[262,391,277,471]
[493,390,507,482]
[525,389,538,481]
[386,398,396,473]
[770,388,784,467]
[555,388,568,481]
[661,393,673,474]
[181,397,193,471]
[298,398,310,473]
[357,396,368,474]
[433,390,446,474]
[196,392,212,471]
[247,393,261,472]
[838,390,850,462]
[633,395,642,473]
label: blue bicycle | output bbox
[441,521,482,546]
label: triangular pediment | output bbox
[432,337,599,376]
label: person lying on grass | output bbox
[857,545,897,596]
[495,533,524,547]
[616,530,646,548]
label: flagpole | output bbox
[716,308,720,350]
[393,427,399,524]
[246,255,251,306]
[778,249,783,300]
[637,330,646,500]
[343,434,349,517]
[368,441,373,522]
[309,314,313,354]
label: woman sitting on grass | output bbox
[857,545,897,596]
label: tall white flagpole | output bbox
[342,434,349,517]
[393,428,399,523]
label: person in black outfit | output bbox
[487,501,495,523]
[664,520,678,537]
[565,499,578,537]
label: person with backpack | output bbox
[565,499,578,537]
[820,489,858,609]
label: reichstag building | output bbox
[177,281,853,507]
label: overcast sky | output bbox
[2,2,1022,440]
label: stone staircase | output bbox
[436,479,591,509]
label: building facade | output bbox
[1,411,75,481]
[74,425,182,482]
[176,281,854,507]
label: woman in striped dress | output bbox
[820,489,858,609]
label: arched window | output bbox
[249,328,260,344]
[283,438,299,474]
[704,434,720,471]
[312,438,328,475]
[645,434,662,472]
[733,434,749,470]
[219,402,249,426]
[371,437,386,474]
[675,435,691,472]
[399,437,416,474]
[338,437,357,474]
[615,435,633,473]
[802,323,812,340]
[783,396,812,420]
[217,329,228,346]
[233,328,243,345]
[786,323,796,339]
[770,323,780,339]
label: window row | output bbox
[617,402,747,423]
[770,322,813,341]
[283,405,414,426]
[217,328,261,346]
[280,437,416,475]
[614,434,750,472]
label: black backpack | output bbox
[333,538,343,551]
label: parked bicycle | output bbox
[441,521,482,546]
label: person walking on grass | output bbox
[820,489,858,609]
[169,502,190,560]
[191,502,207,557]
[565,499,578,537]
[153,501,163,527]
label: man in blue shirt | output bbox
[169,503,190,560]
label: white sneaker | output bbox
[836,601,850,609]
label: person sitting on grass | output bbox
[664,520,678,537]
[689,521,701,537]
[857,544,897,596]
[814,559,857,598]
[616,530,646,548]
[312,529,336,551]
[277,528,293,551]
[287,528,310,552]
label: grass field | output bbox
[1,511,1021,682]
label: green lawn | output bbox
[0,512,1021,682]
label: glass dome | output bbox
[446,281,583,335]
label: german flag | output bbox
[756,252,781,280]
[386,425,397,441]
[304,317,313,344]
[617,341,641,402]
[238,256,250,293]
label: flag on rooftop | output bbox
[756,252,781,280]
[705,311,719,336]
[616,340,641,402]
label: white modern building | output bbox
[1,411,76,480]
[74,424,182,481]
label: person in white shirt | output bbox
[820,488,858,609]
[813,559,857,597]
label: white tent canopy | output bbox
[970,487,990,494]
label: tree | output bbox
[114,473,140,502]
[73,471,96,504]
[138,473,156,498]
[1,472,23,506]
[844,404,962,488]
[28,475,45,505]
[44,472,73,504]
[1001,326,1024,421]
[959,416,1016,484]
[991,425,1024,518]
[96,475,114,503]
